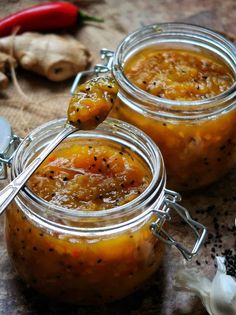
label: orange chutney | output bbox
[5,137,165,304]
[28,139,151,210]
[68,77,118,130]
[123,48,233,101]
[112,47,236,190]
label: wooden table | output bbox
[0,0,235,314]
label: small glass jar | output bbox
[1,118,206,304]
[74,23,236,191]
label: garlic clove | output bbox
[175,268,214,315]
[210,256,236,315]
[175,256,236,315]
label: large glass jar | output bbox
[2,118,206,304]
[104,23,236,191]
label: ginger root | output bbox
[0,72,9,89]
[0,51,16,72]
[0,51,17,89]
[0,32,92,81]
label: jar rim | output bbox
[12,118,166,225]
[113,22,236,118]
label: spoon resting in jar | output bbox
[0,76,118,215]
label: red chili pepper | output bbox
[0,1,103,37]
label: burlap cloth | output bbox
[0,0,235,138]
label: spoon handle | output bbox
[0,125,76,215]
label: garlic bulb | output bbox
[175,256,236,315]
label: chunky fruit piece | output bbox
[68,76,118,129]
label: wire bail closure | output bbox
[70,49,114,95]
[0,135,22,180]
[0,117,22,180]
[150,189,207,260]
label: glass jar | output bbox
[1,117,206,304]
[73,23,236,191]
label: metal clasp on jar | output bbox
[70,49,114,95]
[150,189,207,260]
[0,117,22,180]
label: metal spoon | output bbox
[0,124,77,215]
[0,76,117,215]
